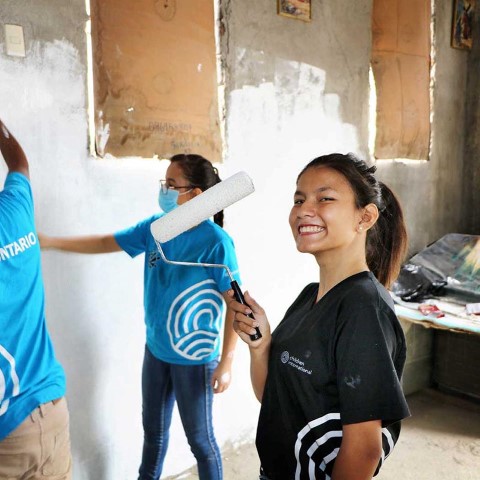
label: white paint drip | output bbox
[96,123,110,157]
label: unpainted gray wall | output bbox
[464,10,480,234]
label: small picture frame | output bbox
[278,0,311,23]
[451,0,475,50]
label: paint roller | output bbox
[150,171,262,341]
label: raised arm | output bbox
[38,233,122,254]
[228,290,271,402]
[0,119,29,178]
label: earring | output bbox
[358,225,363,232]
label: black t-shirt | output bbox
[256,272,410,480]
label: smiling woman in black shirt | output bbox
[229,153,410,480]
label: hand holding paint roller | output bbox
[150,171,262,341]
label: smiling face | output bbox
[289,166,364,257]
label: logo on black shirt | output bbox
[280,350,312,375]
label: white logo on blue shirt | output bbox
[0,232,37,262]
[167,279,224,360]
[0,345,20,416]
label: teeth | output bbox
[299,226,323,233]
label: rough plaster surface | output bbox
[464,11,480,233]
[0,0,478,478]
[0,3,258,477]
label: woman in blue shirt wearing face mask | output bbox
[39,154,241,480]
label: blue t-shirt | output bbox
[0,173,66,441]
[115,215,241,365]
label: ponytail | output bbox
[366,183,408,288]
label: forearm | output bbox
[225,289,270,401]
[0,120,29,176]
[220,306,238,365]
[250,340,270,402]
[39,233,122,254]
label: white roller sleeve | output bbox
[150,171,255,243]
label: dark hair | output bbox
[170,153,224,227]
[298,153,408,288]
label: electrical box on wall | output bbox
[4,24,26,57]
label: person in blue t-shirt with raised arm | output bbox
[39,154,240,480]
[0,118,72,478]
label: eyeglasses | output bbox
[159,179,194,194]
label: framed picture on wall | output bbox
[278,0,311,22]
[451,0,475,50]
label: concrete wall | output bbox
[464,9,480,234]
[400,320,434,396]
[0,0,474,477]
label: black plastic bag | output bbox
[390,263,447,302]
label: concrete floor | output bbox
[166,388,480,479]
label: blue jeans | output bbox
[138,345,222,480]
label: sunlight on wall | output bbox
[85,0,96,156]
[368,66,377,161]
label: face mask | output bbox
[158,188,179,213]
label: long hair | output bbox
[170,154,224,227]
[298,153,408,288]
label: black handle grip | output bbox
[231,280,262,341]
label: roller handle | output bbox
[230,280,262,341]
